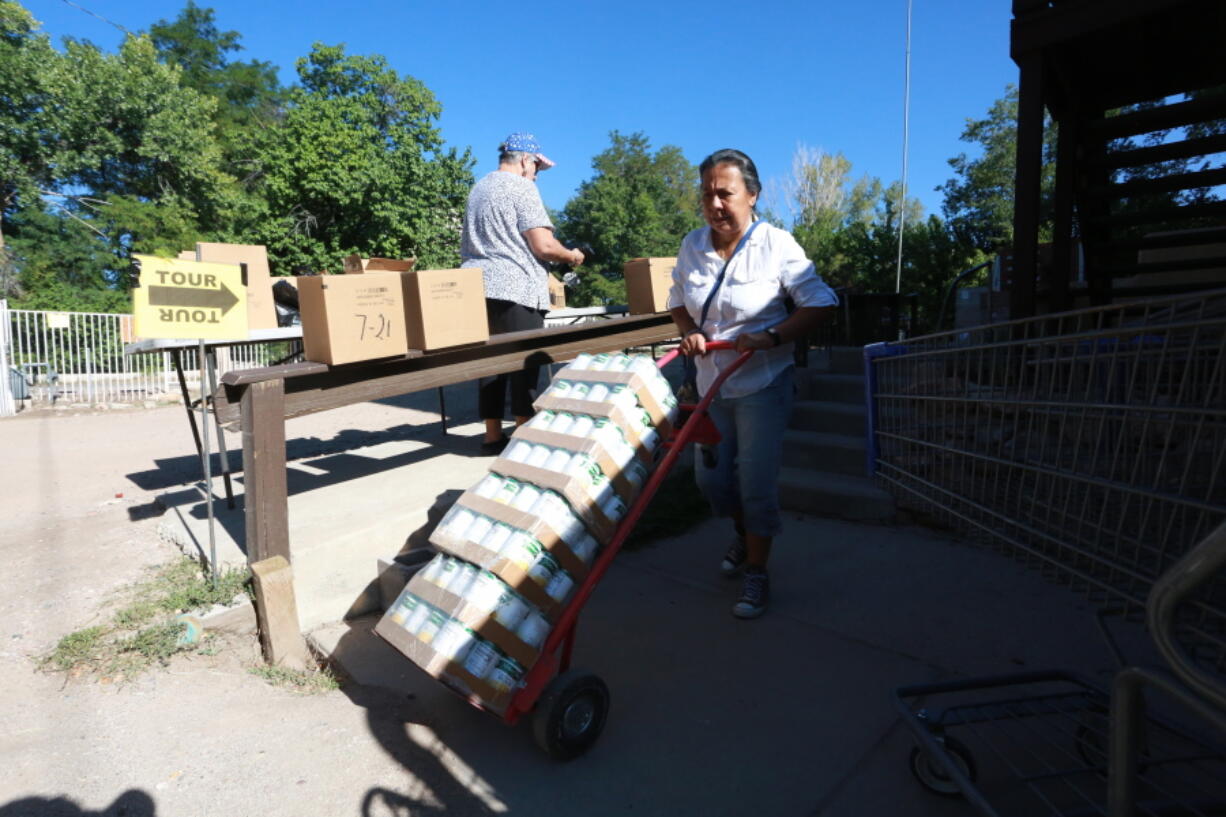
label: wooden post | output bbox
[1012,51,1045,320]
[1050,107,1078,314]
[241,379,289,565]
[251,556,309,670]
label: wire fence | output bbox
[0,303,295,416]
[867,290,1226,619]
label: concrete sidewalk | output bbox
[313,509,1145,816]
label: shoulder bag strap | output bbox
[697,219,763,330]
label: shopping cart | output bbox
[880,293,1226,815]
[426,340,750,759]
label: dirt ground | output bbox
[1,390,520,817]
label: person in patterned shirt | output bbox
[461,133,585,455]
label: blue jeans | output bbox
[694,366,794,537]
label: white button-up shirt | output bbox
[667,221,838,399]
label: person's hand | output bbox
[735,331,774,353]
[680,330,707,356]
[570,248,585,268]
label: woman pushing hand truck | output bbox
[668,148,838,619]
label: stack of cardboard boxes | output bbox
[624,257,677,315]
[375,352,680,713]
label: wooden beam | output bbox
[1011,52,1046,319]
[1011,0,1188,57]
[215,314,678,425]
[1086,93,1226,141]
[1089,199,1226,229]
[241,379,289,564]
[1097,133,1226,171]
[1089,166,1226,200]
[251,556,310,671]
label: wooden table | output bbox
[214,313,680,565]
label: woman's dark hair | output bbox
[699,148,762,196]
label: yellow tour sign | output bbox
[132,255,249,340]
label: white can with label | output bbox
[462,638,503,680]
[511,482,542,512]
[493,476,520,504]
[448,562,479,597]
[442,506,476,538]
[607,354,633,372]
[608,384,637,411]
[602,494,628,523]
[487,656,526,693]
[504,535,543,571]
[504,440,532,463]
[405,599,433,634]
[435,556,461,589]
[525,444,552,468]
[480,521,513,554]
[568,353,594,371]
[473,473,505,499]
[585,383,610,403]
[590,475,615,506]
[517,610,551,649]
[625,459,648,489]
[463,570,505,613]
[547,411,575,435]
[465,514,493,544]
[491,588,530,630]
[433,619,475,663]
[569,414,595,437]
[550,380,572,398]
[568,382,591,401]
[545,569,575,603]
[420,553,447,586]
[417,608,445,644]
[543,448,574,473]
[589,353,612,371]
[528,410,556,430]
[571,533,600,564]
[527,550,559,588]
[389,591,418,626]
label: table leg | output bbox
[204,348,236,508]
[437,386,448,435]
[240,380,290,565]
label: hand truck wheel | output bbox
[909,735,977,797]
[531,669,610,761]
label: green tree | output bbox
[939,85,1056,253]
[556,131,703,305]
[245,43,473,273]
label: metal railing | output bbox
[0,304,294,416]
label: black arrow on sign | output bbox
[149,282,240,315]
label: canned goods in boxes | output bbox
[447,561,479,596]
[569,353,593,370]
[435,556,461,589]
[488,656,525,692]
[606,353,633,372]
[547,412,575,435]
[550,380,572,398]
[602,494,628,523]
[625,459,649,489]
[504,535,543,571]
[510,482,541,512]
[585,383,610,403]
[480,521,513,554]
[608,384,637,411]
[493,476,520,504]
[516,610,551,649]
[568,382,591,400]
[462,638,503,680]
[420,553,447,586]
[525,443,551,468]
[503,440,532,463]
[545,569,575,603]
[589,353,612,371]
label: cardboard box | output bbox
[624,257,677,315]
[507,427,643,506]
[374,594,515,715]
[297,274,408,365]
[548,274,566,310]
[343,255,417,274]
[532,365,676,454]
[405,571,540,668]
[195,243,278,331]
[399,268,489,351]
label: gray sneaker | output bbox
[732,569,769,619]
[720,536,747,576]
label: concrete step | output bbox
[781,429,866,476]
[778,467,895,523]
[795,371,865,404]
[789,399,866,436]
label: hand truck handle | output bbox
[655,339,738,369]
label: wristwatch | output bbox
[766,328,783,347]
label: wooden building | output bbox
[1010,0,1226,317]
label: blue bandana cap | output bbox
[500,132,555,170]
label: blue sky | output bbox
[25,0,1018,220]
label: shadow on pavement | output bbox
[0,790,156,817]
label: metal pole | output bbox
[199,339,218,586]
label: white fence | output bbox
[0,302,296,417]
